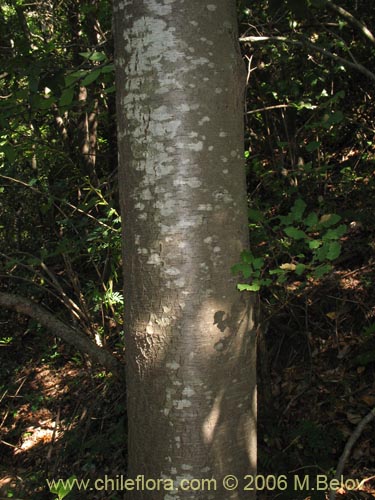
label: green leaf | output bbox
[315,242,330,261]
[323,224,347,240]
[32,95,55,110]
[309,239,322,250]
[305,212,318,228]
[59,87,74,107]
[237,283,260,292]
[276,273,287,284]
[69,69,89,78]
[248,208,264,222]
[81,68,102,86]
[313,263,332,278]
[284,226,307,240]
[294,101,316,110]
[231,262,252,278]
[79,51,107,62]
[103,85,116,94]
[101,63,115,73]
[305,141,320,152]
[269,268,285,275]
[362,324,375,337]
[252,257,264,270]
[240,249,253,264]
[3,144,16,163]
[290,199,307,221]
[279,214,293,225]
[295,263,306,275]
[49,475,76,499]
[319,214,341,227]
[326,241,341,260]
[330,110,344,124]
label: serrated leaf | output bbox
[81,68,101,86]
[284,226,307,240]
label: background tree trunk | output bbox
[114,1,257,498]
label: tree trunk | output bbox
[114,1,256,498]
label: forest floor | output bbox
[1,226,375,500]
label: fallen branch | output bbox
[329,406,375,500]
[0,292,124,378]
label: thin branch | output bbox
[326,1,375,47]
[0,174,117,231]
[239,35,375,83]
[0,292,124,378]
[247,103,296,115]
[329,407,375,500]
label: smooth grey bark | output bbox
[114,1,256,499]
